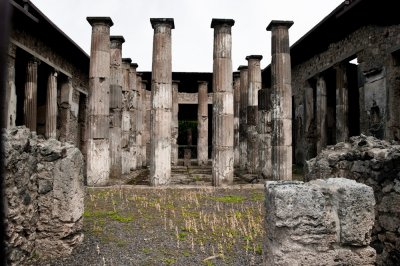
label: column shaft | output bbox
[45,71,57,139]
[128,63,138,170]
[258,88,272,178]
[6,43,17,128]
[233,73,240,167]
[238,65,248,170]
[59,78,73,142]
[24,58,39,132]
[136,74,143,167]
[211,19,235,186]
[197,81,209,166]
[316,76,327,153]
[267,20,293,180]
[86,17,113,186]
[336,63,349,143]
[143,83,151,167]
[171,81,179,165]
[304,82,314,160]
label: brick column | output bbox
[246,55,262,174]
[267,20,293,180]
[171,80,179,165]
[86,17,113,186]
[233,72,240,167]
[211,18,235,186]
[45,70,57,139]
[24,58,39,132]
[197,81,209,166]
[238,65,248,170]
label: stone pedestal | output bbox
[171,81,179,165]
[233,72,240,167]
[24,58,39,132]
[149,18,174,186]
[238,65,248,170]
[197,81,209,166]
[211,18,235,186]
[45,70,58,139]
[267,20,293,181]
[86,17,113,186]
[246,55,262,174]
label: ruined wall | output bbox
[264,178,376,265]
[305,135,400,265]
[3,127,84,265]
[292,24,400,164]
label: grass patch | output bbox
[210,195,246,203]
[83,210,133,222]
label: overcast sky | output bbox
[30,0,343,72]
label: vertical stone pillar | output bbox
[171,81,179,165]
[316,75,327,153]
[258,88,272,179]
[238,65,248,170]
[6,43,17,128]
[233,72,240,167]
[24,58,39,132]
[143,81,151,167]
[246,55,263,174]
[335,63,349,143]
[211,18,235,186]
[86,17,113,186]
[121,57,132,174]
[45,70,57,139]
[129,63,139,170]
[109,36,125,178]
[267,20,293,181]
[149,18,174,186]
[197,81,209,166]
[59,77,73,142]
[304,82,315,160]
[136,73,143,167]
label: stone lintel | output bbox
[150,18,175,29]
[246,55,263,61]
[110,35,125,44]
[130,63,138,69]
[211,18,235,28]
[86,16,114,27]
[266,20,294,31]
[237,65,248,71]
[122,58,132,64]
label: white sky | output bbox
[30,0,344,72]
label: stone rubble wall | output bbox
[305,135,400,265]
[264,178,376,266]
[3,126,85,265]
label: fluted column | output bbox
[45,70,57,139]
[6,43,17,128]
[238,65,248,170]
[246,55,262,174]
[197,81,209,166]
[136,73,143,167]
[258,88,272,179]
[316,75,327,153]
[143,81,151,167]
[59,77,73,142]
[267,20,293,180]
[86,17,113,186]
[24,58,39,132]
[171,81,179,165]
[211,18,235,186]
[129,63,139,170]
[233,72,240,167]
[335,63,349,143]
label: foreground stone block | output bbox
[264,178,376,266]
[3,126,84,265]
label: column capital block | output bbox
[211,18,235,28]
[150,18,175,29]
[87,17,114,27]
[122,58,132,64]
[266,20,293,31]
[172,80,180,84]
[237,65,248,71]
[246,55,263,61]
[130,63,138,69]
[110,35,125,44]
[198,81,208,85]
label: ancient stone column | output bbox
[211,18,235,186]
[258,88,272,179]
[149,18,174,185]
[136,73,143,167]
[304,81,315,160]
[238,65,248,170]
[335,63,349,143]
[45,70,58,139]
[6,43,17,128]
[121,57,132,175]
[197,81,209,166]
[129,63,139,170]
[109,36,125,178]
[24,58,39,132]
[171,81,179,165]
[233,72,240,167]
[316,75,327,153]
[143,81,151,167]
[267,20,293,181]
[59,77,73,142]
[86,17,113,186]
[246,55,262,174]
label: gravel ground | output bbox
[32,184,266,266]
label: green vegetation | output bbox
[210,195,246,203]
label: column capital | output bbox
[172,80,180,84]
[266,20,293,31]
[233,71,240,78]
[110,35,125,44]
[197,81,208,85]
[122,58,132,64]
[150,18,175,29]
[246,55,263,61]
[28,57,41,65]
[87,17,114,27]
[211,18,235,28]
[130,63,138,69]
[237,65,248,71]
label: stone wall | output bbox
[264,178,376,266]
[3,127,84,265]
[305,135,400,265]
